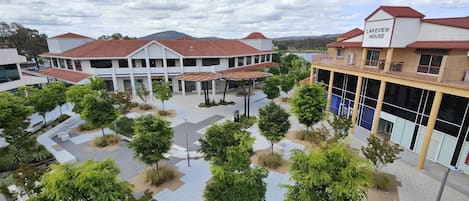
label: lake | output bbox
[292,52,320,62]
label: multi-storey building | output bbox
[40,32,277,96]
[311,6,469,173]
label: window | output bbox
[104,80,114,91]
[183,59,197,66]
[66,59,73,70]
[141,59,146,67]
[246,56,252,65]
[0,64,20,83]
[237,57,244,66]
[52,58,58,67]
[265,54,269,62]
[150,59,162,67]
[119,59,128,68]
[90,60,112,68]
[228,58,235,68]
[74,61,82,71]
[59,59,65,68]
[365,49,380,66]
[261,55,265,62]
[417,54,443,75]
[336,48,344,57]
[254,55,259,63]
[202,58,220,66]
[166,59,176,67]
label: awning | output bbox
[222,71,272,81]
[30,68,92,84]
[176,72,221,82]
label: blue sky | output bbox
[0,0,468,39]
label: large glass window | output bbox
[246,56,252,65]
[150,59,162,67]
[365,49,380,66]
[91,60,112,68]
[202,58,220,66]
[261,55,265,62]
[237,57,244,66]
[254,55,259,64]
[66,59,73,70]
[166,59,177,67]
[59,59,65,68]
[336,48,344,57]
[119,59,128,68]
[0,64,20,83]
[52,58,58,67]
[417,54,443,75]
[74,61,82,71]
[228,58,235,68]
[183,59,197,66]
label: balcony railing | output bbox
[311,53,360,68]
[417,65,440,75]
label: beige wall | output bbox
[392,48,420,74]
[442,49,469,82]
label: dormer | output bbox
[47,32,94,53]
[363,6,424,48]
[240,32,273,51]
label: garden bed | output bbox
[367,172,399,201]
[129,166,185,194]
[250,150,289,174]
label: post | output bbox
[247,80,252,118]
[185,118,190,167]
[360,48,368,69]
[437,55,448,82]
[384,48,394,72]
[128,58,136,95]
[417,91,443,169]
[371,80,386,136]
[436,168,451,201]
[350,76,363,134]
[326,71,335,115]
[181,80,186,96]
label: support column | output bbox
[145,47,153,98]
[326,71,334,114]
[417,91,443,169]
[112,73,118,92]
[437,55,448,82]
[234,57,238,67]
[350,76,363,134]
[360,48,368,69]
[212,80,216,97]
[197,81,201,96]
[162,48,169,82]
[309,66,314,84]
[181,80,186,96]
[71,60,76,71]
[128,58,136,95]
[370,80,386,136]
[384,48,394,72]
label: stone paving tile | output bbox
[172,115,224,151]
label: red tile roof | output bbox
[366,6,425,21]
[158,40,268,57]
[177,72,221,81]
[327,41,362,48]
[218,62,278,73]
[243,32,269,39]
[50,32,93,39]
[406,41,469,49]
[37,68,92,83]
[42,40,150,58]
[423,16,469,29]
[337,28,363,41]
[222,71,272,81]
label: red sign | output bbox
[466,152,469,165]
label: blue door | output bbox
[360,106,374,130]
[330,95,341,115]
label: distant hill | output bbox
[273,33,340,41]
[273,34,338,51]
[139,31,223,40]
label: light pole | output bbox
[435,165,462,201]
[184,118,190,167]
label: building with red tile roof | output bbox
[50,32,94,39]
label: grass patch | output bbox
[139,103,153,110]
[130,102,139,108]
[371,172,394,191]
[144,165,176,186]
[92,135,121,148]
[280,97,289,103]
[77,122,96,131]
[158,110,170,116]
[258,152,283,169]
[295,128,328,145]
[239,116,257,129]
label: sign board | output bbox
[465,152,469,165]
[362,19,394,48]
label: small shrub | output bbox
[372,172,393,191]
[295,127,328,145]
[218,99,235,105]
[144,165,176,186]
[114,117,134,138]
[158,110,170,116]
[93,135,121,148]
[78,122,96,131]
[130,102,139,108]
[139,103,153,110]
[56,114,70,123]
[239,116,257,129]
[258,152,283,169]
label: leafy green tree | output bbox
[128,115,173,172]
[10,163,44,198]
[66,85,96,114]
[112,90,133,114]
[258,102,290,154]
[199,121,252,166]
[204,133,267,201]
[262,76,280,101]
[89,76,106,91]
[153,81,172,112]
[290,83,326,134]
[328,114,352,142]
[137,85,150,104]
[28,87,57,125]
[113,117,135,137]
[81,92,118,136]
[361,136,403,172]
[98,33,136,40]
[286,143,373,201]
[46,81,67,115]
[279,74,295,97]
[0,92,33,131]
[29,159,133,201]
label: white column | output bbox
[162,48,169,82]
[235,57,238,67]
[197,81,201,96]
[179,57,184,73]
[111,60,118,92]
[181,80,186,96]
[212,80,216,97]
[112,73,118,92]
[50,58,55,68]
[243,57,247,66]
[144,47,153,98]
[71,60,76,71]
[16,63,23,79]
[251,55,255,64]
[128,58,136,95]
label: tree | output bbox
[258,102,290,154]
[290,83,326,134]
[328,114,352,142]
[361,136,403,172]
[46,81,67,115]
[0,92,33,131]
[153,81,172,112]
[204,132,268,201]
[112,90,133,114]
[137,85,150,104]
[29,159,133,201]
[28,86,57,125]
[262,76,280,101]
[279,74,295,98]
[128,115,173,172]
[113,117,135,137]
[199,121,252,166]
[98,33,136,40]
[286,143,373,201]
[89,76,106,91]
[81,92,118,136]
[66,85,96,114]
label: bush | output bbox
[139,103,153,110]
[159,110,170,116]
[295,127,328,145]
[239,116,257,129]
[218,99,235,105]
[144,165,176,186]
[78,122,96,131]
[56,114,70,123]
[258,152,283,169]
[130,102,139,108]
[372,172,393,191]
[93,135,121,148]
[114,117,134,138]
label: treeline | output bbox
[273,36,336,51]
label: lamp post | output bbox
[435,165,462,201]
[184,118,190,167]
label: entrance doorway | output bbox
[378,118,393,141]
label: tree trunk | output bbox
[101,128,105,136]
[306,126,309,135]
[271,141,274,155]
[156,162,159,175]
[223,80,228,102]
[42,114,47,126]
[33,55,39,68]
[162,101,165,112]
[59,105,63,116]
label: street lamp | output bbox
[435,165,463,201]
[184,118,190,167]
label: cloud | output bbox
[123,0,189,10]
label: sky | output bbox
[0,0,468,39]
